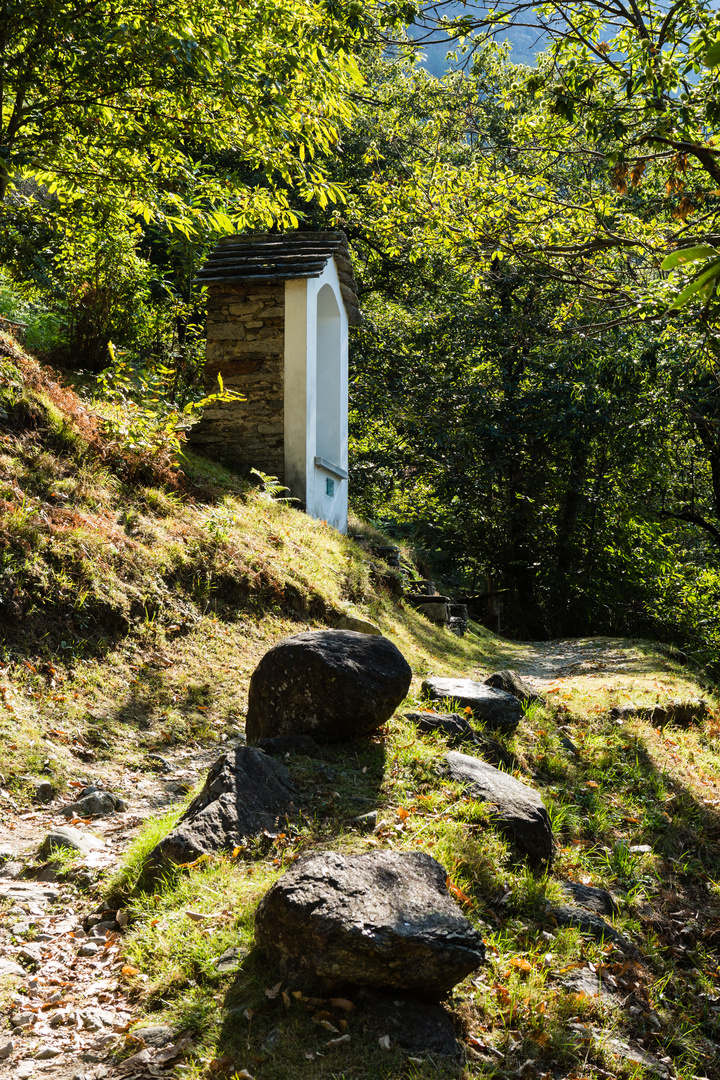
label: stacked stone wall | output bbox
[188,283,285,479]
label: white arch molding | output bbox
[283,260,348,532]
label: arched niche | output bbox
[315,283,342,468]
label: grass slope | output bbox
[1,339,720,1079]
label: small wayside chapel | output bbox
[189,231,361,534]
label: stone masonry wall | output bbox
[188,283,285,480]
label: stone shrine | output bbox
[189,231,360,533]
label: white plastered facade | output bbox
[283,258,349,533]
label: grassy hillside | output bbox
[2,338,720,1080]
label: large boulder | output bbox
[246,630,412,744]
[145,747,298,872]
[444,751,553,864]
[254,850,485,996]
[422,677,522,732]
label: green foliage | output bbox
[54,212,157,370]
[0,0,382,229]
[90,348,244,466]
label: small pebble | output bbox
[0,1041,13,1059]
[77,943,98,958]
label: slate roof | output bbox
[195,231,361,324]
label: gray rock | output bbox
[145,746,298,872]
[444,751,553,864]
[559,966,619,999]
[609,699,708,727]
[11,1012,34,1027]
[412,601,449,623]
[550,905,636,954]
[26,778,55,804]
[38,828,104,858]
[602,1035,670,1077]
[352,811,378,832]
[405,711,480,747]
[0,881,61,903]
[147,754,172,772]
[0,958,25,977]
[0,1041,13,1060]
[255,735,320,756]
[559,880,617,916]
[246,630,412,744]
[261,1028,282,1054]
[18,944,43,964]
[77,942,98,957]
[422,678,522,733]
[60,791,125,817]
[31,864,61,883]
[255,850,485,996]
[560,735,580,756]
[214,948,240,973]
[356,988,460,1055]
[2,861,23,879]
[334,614,382,635]
[484,670,543,707]
[131,1024,176,1048]
[35,1047,62,1060]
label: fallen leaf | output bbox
[586,781,600,789]
[184,909,218,921]
[327,1034,350,1047]
[446,876,472,906]
[329,998,354,1012]
[511,957,533,973]
[282,991,291,1008]
[235,1071,254,1080]
[265,980,282,1000]
[397,807,410,821]
[121,966,139,977]
[379,1034,392,1050]
[209,1054,234,1072]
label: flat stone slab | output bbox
[444,751,553,864]
[610,699,708,727]
[255,850,486,995]
[559,880,617,917]
[0,880,61,903]
[550,905,637,954]
[422,678,522,733]
[146,747,299,872]
[246,630,412,744]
